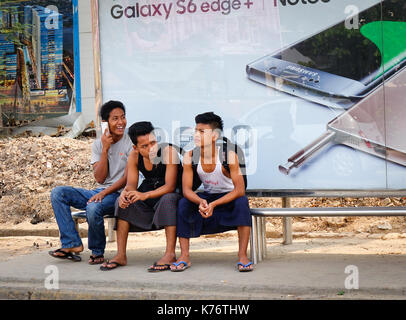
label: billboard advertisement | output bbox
[97,0,406,191]
[0,0,80,127]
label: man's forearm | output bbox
[184,188,204,205]
[211,189,245,208]
[100,175,127,196]
[142,184,175,200]
[93,150,109,183]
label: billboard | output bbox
[0,0,80,127]
[97,0,406,191]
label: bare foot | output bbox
[88,255,105,265]
[51,245,84,257]
[148,253,176,271]
[101,255,127,269]
[237,255,253,271]
[155,252,176,266]
[170,256,191,271]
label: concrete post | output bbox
[282,197,293,245]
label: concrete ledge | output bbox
[1,278,406,300]
[0,228,87,238]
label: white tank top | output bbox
[197,147,234,194]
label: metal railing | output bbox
[249,205,406,265]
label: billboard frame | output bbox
[73,0,82,113]
[90,0,406,198]
[91,0,103,128]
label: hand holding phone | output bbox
[100,121,113,152]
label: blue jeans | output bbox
[50,186,120,256]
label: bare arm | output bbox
[182,151,205,205]
[88,165,128,203]
[210,151,245,207]
[118,149,139,208]
[133,146,179,202]
[125,149,140,192]
[93,131,114,184]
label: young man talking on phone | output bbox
[49,101,133,264]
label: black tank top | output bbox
[137,143,182,193]
[138,149,166,181]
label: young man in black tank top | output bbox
[172,112,253,272]
[101,122,182,271]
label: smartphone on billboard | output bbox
[279,65,406,175]
[247,0,406,109]
[328,65,406,167]
[101,121,109,136]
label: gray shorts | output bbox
[114,193,181,232]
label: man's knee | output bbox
[86,202,104,223]
[161,193,181,204]
[178,197,193,215]
[234,196,249,207]
[50,186,66,203]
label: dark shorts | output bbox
[115,193,181,232]
[176,192,252,238]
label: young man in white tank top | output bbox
[172,112,253,272]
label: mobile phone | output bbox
[328,65,406,167]
[247,0,406,109]
[101,122,109,135]
[279,64,406,175]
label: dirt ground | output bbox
[1,135,406,262]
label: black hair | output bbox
[99,100,126,122]
[195,112,224,131]
[128,121,155,145]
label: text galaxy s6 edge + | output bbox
[246,0,406,109]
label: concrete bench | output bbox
[249,206,406,265]
[72,211,116,243]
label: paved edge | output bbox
[1,278,406,300]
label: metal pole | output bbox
[107,218,116,243]
[250,206,406,217]
[262,217,267,258]
[258,217,265,261]
[250,216,258,264]
[256,216,262,262]
[282,197,293,245]
[257,217,265,260]
[249,220,254,262]
[74,219,79,233]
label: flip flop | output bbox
[89,255,105,265]
[171,261,190,272]
[147,262,171,272]
[100,260,124,271]
[49,249,82,262]
[237,261,254,272]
